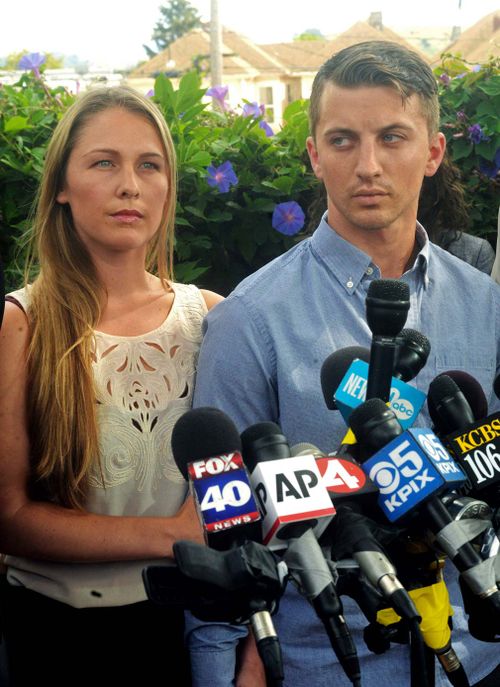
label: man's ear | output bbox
[424,132,446,178]
[306,136,323,181]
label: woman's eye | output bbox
[94,160,113,168]
[141,161,159,170]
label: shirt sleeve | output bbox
[193,293,279,430]
[188,293,279,684]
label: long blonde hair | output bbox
[26,86,177,509]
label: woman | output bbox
[0,85,222,686]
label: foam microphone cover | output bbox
[427,372,485,432]
[394,329,431,381]
[320,346,371,410]
[171,406,242,479]
[241,421,289,471]
[366,279,410,337]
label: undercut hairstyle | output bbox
[25,86,177,509]
[309,41,440,138]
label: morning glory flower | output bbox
[242,102,265,118]
[206,85,229,111]
[478,148,500,179]
[468,124,490,145]
[259,120,274,137]
[272,201,305,236]
[146,89,154,98]
[18,52,46,78]
[206,161,238,193]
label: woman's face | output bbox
[57,107,170,261]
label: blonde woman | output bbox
[0,86,222,686]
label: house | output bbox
[127,14,428,126]
[434,11,500,63]
[127,26,290,123]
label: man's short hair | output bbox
[309,41,440,138]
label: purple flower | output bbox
[468,124,490,145]
[206,161,238,193]
[18,52,45,78]
[439,73,451,86]
[259,120,274,137]
[456,110,466,121]
[478,148,500,179]
[471,64,481,73]
[146,89,154,98]
[272,201,305,236]
[242,101,265,118]
[206,85,229,111]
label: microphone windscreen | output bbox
[366,279,410,337]
[171,407,242,479]
[428,371,487,425]
[320,346,370,410]
[494,375,500,400]
[241,421,288,470]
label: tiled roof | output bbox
[435,11,500,62]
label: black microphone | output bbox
[494,375,500,400]
[242,422,361,687]
[394,329,431,382]
[171,407,284,686]
[320,346,371,410]
[350,399,500,627]
[365,279,410,402]
[428,373,500,501]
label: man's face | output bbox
[307,84,445,240]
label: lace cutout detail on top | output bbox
[87,282,207,495]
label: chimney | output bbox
[450,26,461,42]
[368,12,383,31]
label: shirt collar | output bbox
[310,213,430,294]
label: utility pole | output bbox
[210,0,223,87]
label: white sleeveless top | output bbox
[6,282,208,608]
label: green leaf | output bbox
[185,205,207,219]
[449,138,473,161]
[174,260,209,284]
[477,80,500,97]
[4,116,32,133]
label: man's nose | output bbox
[355,140,382,179]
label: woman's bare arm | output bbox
[0,302,202,562]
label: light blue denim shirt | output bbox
[188,216,500,687]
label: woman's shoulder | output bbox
[5,286,30,313]
[171,282,223,313]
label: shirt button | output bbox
[366,266,374,275]
[346,279,354,288]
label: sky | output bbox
[1,0,498,70]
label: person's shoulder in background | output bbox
[435,228,495,275]
[490,206,500,285]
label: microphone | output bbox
[242,423,335,549]
[365,279,410,402]
[394,329,431,382]
[290,443,420,625]
[171,407,284,686]
[242,422,361,687]
[320,346,371,410]
[428,373,500,500]
[349,399,500,623]
[494,375,500,400]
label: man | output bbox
[188,41,500,686]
